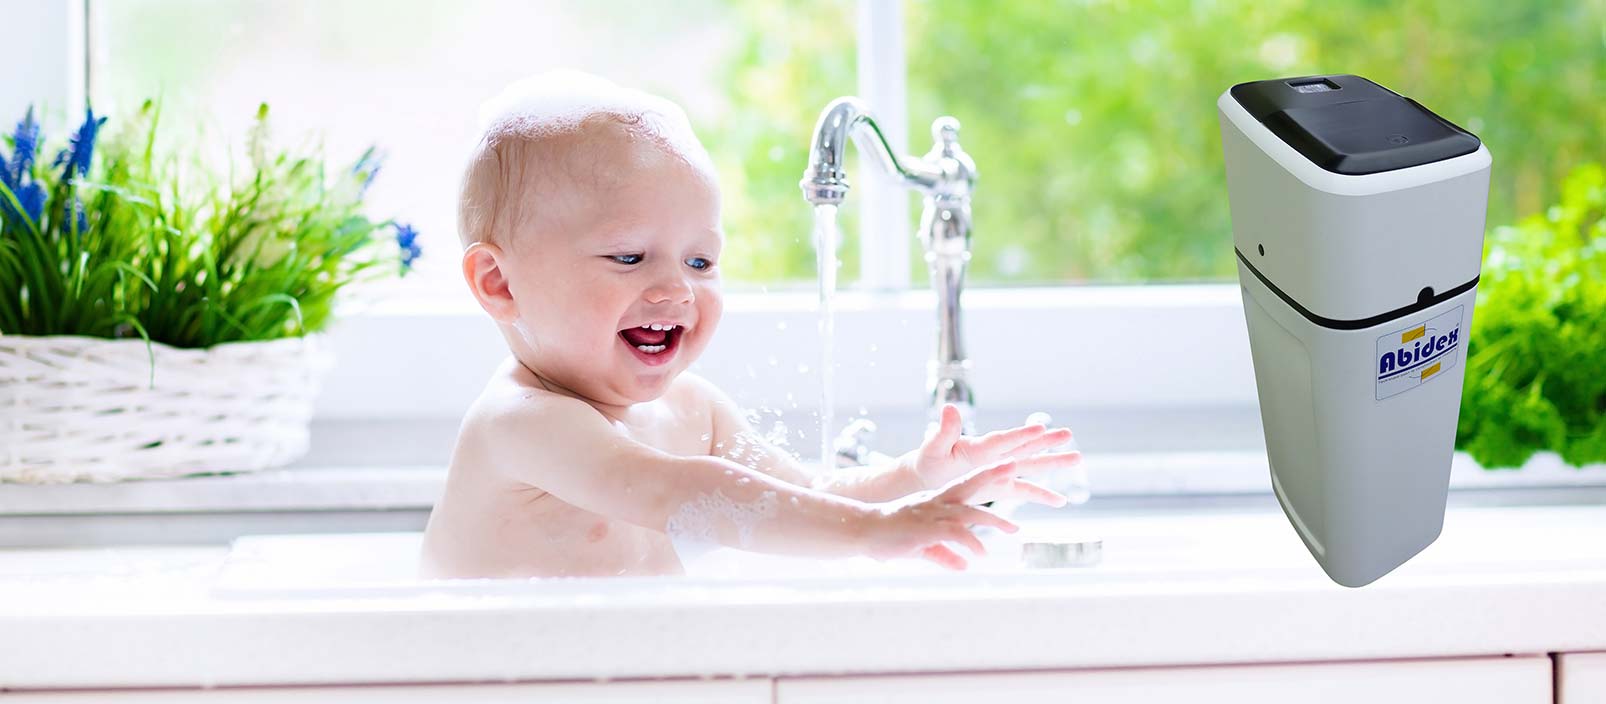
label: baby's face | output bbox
[504,131,723,406]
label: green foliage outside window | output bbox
[710,0,1606,285]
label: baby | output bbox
[419,72,1083,579]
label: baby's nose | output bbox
[645,277,694,304]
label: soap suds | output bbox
[665,488,779,557]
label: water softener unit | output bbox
[1217,74,1492,588]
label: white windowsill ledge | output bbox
[316,283,1260,422]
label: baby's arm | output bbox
[685,373,922,503]
[688,375,1079,506]
[484,391,1062,570]
[482,393,883,558]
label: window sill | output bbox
[316,283,1257,424]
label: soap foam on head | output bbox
[458,69,716,249]
[475,69,713,176]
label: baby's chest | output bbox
[478,493,678,576]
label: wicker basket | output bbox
[0,334,335,483]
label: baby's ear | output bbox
[462,242,517,323]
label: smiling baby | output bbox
[418,71,1083,579]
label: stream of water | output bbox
[813,204,840,472]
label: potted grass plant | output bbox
[0,102,420,483]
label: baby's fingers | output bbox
[923,403,965,448]
[962,423,1048,462]
[921,543,968,571]
[1002,428,1075,459]
[941,459,1018,501]
[1010,479,1069,508]
[964,477,1068,508]
[942,521,987,558]
[961,505,1019,534]
[1011,450,1084,477]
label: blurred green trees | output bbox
[705,0,1606,286]
[86,0,1606,287]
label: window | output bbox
[4,0,1596,495]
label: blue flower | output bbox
[5,106,40,188]
[394,222,421,274]
[51,107,107,179]
[1,106,45,226]
[16,182,45,223]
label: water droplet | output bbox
[776,321,788,331]
[767,355,779,367]
[736,477,752,486]
[700,433,712,442]
[796,363,810,374]
[724,469,735,476]
[867,343,878,353]
[857,406,869,416]
[789,496,800,506]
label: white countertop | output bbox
[1,500,1605,690]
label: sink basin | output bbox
[205,500,1606,601]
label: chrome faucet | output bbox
[800,97,979,460]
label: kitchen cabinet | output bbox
[776,655,1550,704]
[1557,651,1606,704]
[0,679,770,703]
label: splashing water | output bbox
[813,203,840,471]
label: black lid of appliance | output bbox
[1230,74,1481,175]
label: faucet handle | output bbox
[922,116,977,199]
[833,418,879,468]
[933,116,961,147]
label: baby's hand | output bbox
[905,403,1081,493]
[862,459,1064,570]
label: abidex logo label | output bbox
[1376,305,1463,401]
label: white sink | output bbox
[206,502,1606,600]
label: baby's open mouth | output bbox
[619,324,684,359]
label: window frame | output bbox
[9,0,1597,494]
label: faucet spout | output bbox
[800,97,942,206]
[801,96,981,440]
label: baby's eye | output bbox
[686,257,715,271]
[608,254,643,265]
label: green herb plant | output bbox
[1457,163,1606,470]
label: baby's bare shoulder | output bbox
[460,375,622,462]
[668,370,725,410]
